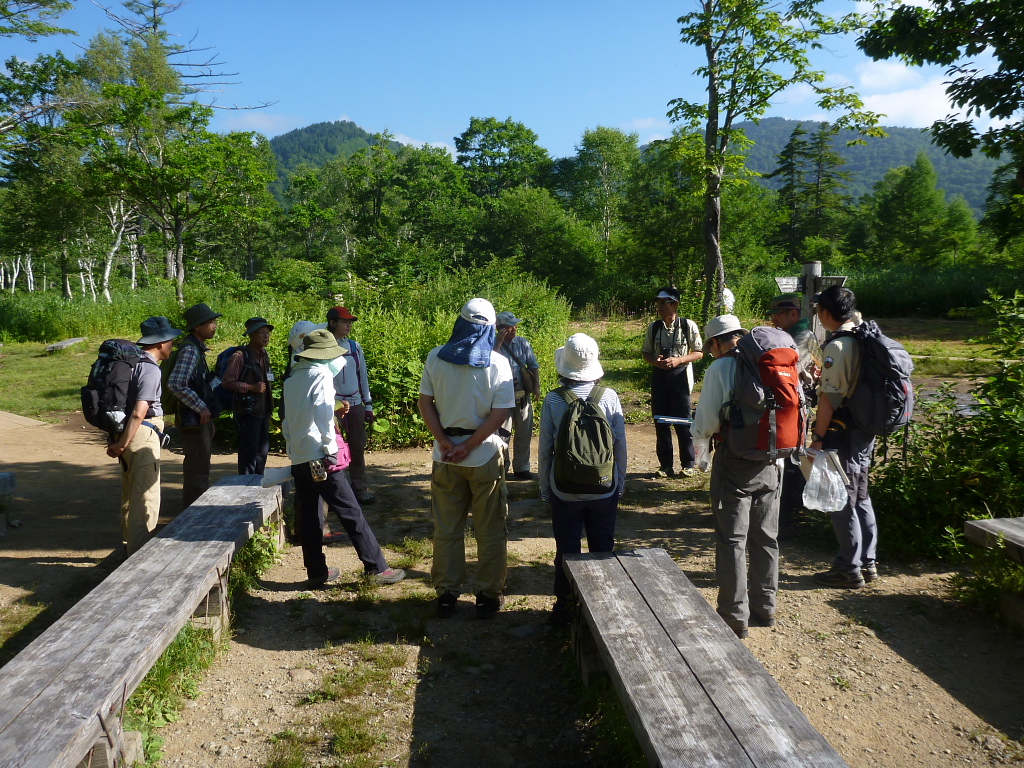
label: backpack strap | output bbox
[587,385,606,405]
[557,385,579,405]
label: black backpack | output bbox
[831,320,915,436]
[81,339,153,434]
[552,385,616,494]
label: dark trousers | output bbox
[651,368,694,470]
[778,456,806,531]
[180,420,215,510]
[235,414,270,475]
[341,403,368,495]
[829,427,878,572]
[292,462,387,580]
[551,494,618,601]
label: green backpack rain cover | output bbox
[553,385,615,494]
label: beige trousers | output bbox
[430,452,508,598]
[120,417,162,555]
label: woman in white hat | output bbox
[538,333,627,625]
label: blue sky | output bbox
[6,0,966,158]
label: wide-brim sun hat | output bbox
[555,333,604,381]
[138,316,182,345]
[295,329,345,360]
[460,298,496,326]
[703,314,744,339]
[183,302,223,331]
[288,321,327,352]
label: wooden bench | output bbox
[963,517,1024,630]
[0,475,283,768]
[564,548,849,768]
[45,338,87,353]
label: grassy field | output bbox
[0,318,996,423]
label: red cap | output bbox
[327,306,358,322]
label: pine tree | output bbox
[805,123,851,245]
[765,124,809,261]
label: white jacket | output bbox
[282,359,339,465]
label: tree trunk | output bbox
[61,244,73,300]
[701,168,725,320]
[24,255,34,292]
[173,219,186,306]
[9,257,20,293]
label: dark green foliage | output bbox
[455,116,551,198]
[871,293,1024,559]
[842,265,1021,317]
[742,117,1000,213]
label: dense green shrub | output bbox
[871,292,1024,560]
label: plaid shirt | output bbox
[168,339,208,414]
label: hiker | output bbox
[282,329,405,587]
[221,317,275,475]
[538,333,626,626]
[168,302,223,509]
[494,310,541,480]
[327,306,376,505]
[417,298,515,619]
[641,287,703,477]
[693,315,802,639]
[105,316,181,555]
[810,285,878,589]
[768,293,822,537]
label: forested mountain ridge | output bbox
[268,120,402,199]
[739,117,1000,213]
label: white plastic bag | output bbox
[802,450,848,512]
[694,438,711,472]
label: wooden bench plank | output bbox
[565,552,756,768]
[617,548,848,768]
[0,477,281,768]
[45,338,87,353]
[964,518,1024,565]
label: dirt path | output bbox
[1,414,1022,767]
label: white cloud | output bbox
[624,116,670,131]
[862,76,953,126]
[855,59,924,93]
[219,111,304,137]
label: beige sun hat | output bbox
[295,329,345,361]
[703,314,745,339]
[555,333,604,381]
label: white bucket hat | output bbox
[703,314,744,340]
[555,333,604,381]
[288,320,328,353]
[460,297,496,326]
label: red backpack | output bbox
[720,326,804,461]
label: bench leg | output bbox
[569,594,606,686]
[76,715,142,768]
[191,567,231,641]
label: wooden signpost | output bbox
[775,261,847,341]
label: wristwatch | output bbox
[811,432,825,442]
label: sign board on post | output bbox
[774,276,802,293]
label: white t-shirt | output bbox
[419,347,515,467]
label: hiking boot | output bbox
[475,593,505,619]
[862,563,879,583]
[732,625,749,639]
[322,531,346,544]
[681,466,699,478]
[513,470,535,480]
[371,568,406,585]
[749,612,776,628]
[655,467,676,479]
[814,568,865,589]
[356,493,377,505]
[307,566,341,588]
[437,591,458,618]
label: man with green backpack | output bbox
[538,333,627,626]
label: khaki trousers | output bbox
[430,452,508,598]
[120,417,162,555]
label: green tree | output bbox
[564,126,640,263]
[455,116,550,198]
[765,124,809,260]
[804,123,852,247]
[668,0,883,318]
[865,152,948,265]
[1,0,72,40]
[859,0,1024,160]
